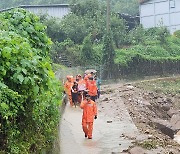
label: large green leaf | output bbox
[17,74,24,84]
[2,47,12,59]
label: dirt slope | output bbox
[99,78,180,153]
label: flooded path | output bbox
[60,96,139,154]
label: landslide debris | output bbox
[99,77,180,153]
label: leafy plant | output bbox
[102,32,115,79]
[0,9,63,153]
[1,8,52,57]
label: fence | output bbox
[55,61,180,83]
[55,65,103,83]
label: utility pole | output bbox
[106,0,110,33]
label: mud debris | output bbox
[100,78,180,153]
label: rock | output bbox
[164,98,173,104]
[103,98,109,101]
[148,135,154,139]
[100,90,106,95]
[142,101,151,107]
[157,97,164,103]
[171,133,180,142]
[152,119,174,138]
[120,134,125,137]
[129,146,146,154]
[174,131,180,144]
[176,130,180,135]
[126,85,134,90]
[170,114,180,130]
[167,109,180,117]
[167,145,173,148]
[161,104,170,111]
[122,148,129,152]
[144,129,150,134]
[128,98,132,101]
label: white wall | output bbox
[24,6,70,19]
[140,0,180,33]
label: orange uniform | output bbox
[80,99,97,139]
[87,80,98,102]
[84,75,89,89]
[64,80,73,106]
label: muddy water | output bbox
[60,100,139,154]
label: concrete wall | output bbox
[140,0,180,33]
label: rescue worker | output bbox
[71,81,78,107]
[94,75,101,98]
[84,73,93,89]
[77,74,86,103]
[80,94,97,139]
[87,77,98,102]
[64,76,74,106]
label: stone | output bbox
[174,135,180,144]
[157,97,164,103]
[161,104,170,111]
[129,146,146,154]
[148,135,154,139]
[170,114,180,130]
[103,98,109,101]
[144,129,150,134]
[174,132,180,144]
[164,98,173,104]
[126,85,134,90]
[176,130,180,135]
[152,119,174,138]
[142,101,151,107]
[167,109,180,117]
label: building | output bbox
[139,0,180,33]
[0,4,71,19]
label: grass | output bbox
[135,77,180,95]
[137,140,158,150]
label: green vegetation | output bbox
[39,0,180,78]
[136,78,180,95]
[40,0,126,69]
[3,1,179,79]
[0,0,139,16]
[0,9,62,153]
[137,140,158,150]
[115,27,180,76]
[101,0,139,15]
[102,32,116,79]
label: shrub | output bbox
[0,9,62,153]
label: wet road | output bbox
[60,99,139,154]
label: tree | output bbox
[111,14,127,48]
[81,34,94,65]
[59,14,87,44]
[102,32,115,79]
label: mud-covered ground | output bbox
[99,77,180,153]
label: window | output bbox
[170,0,175,8]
